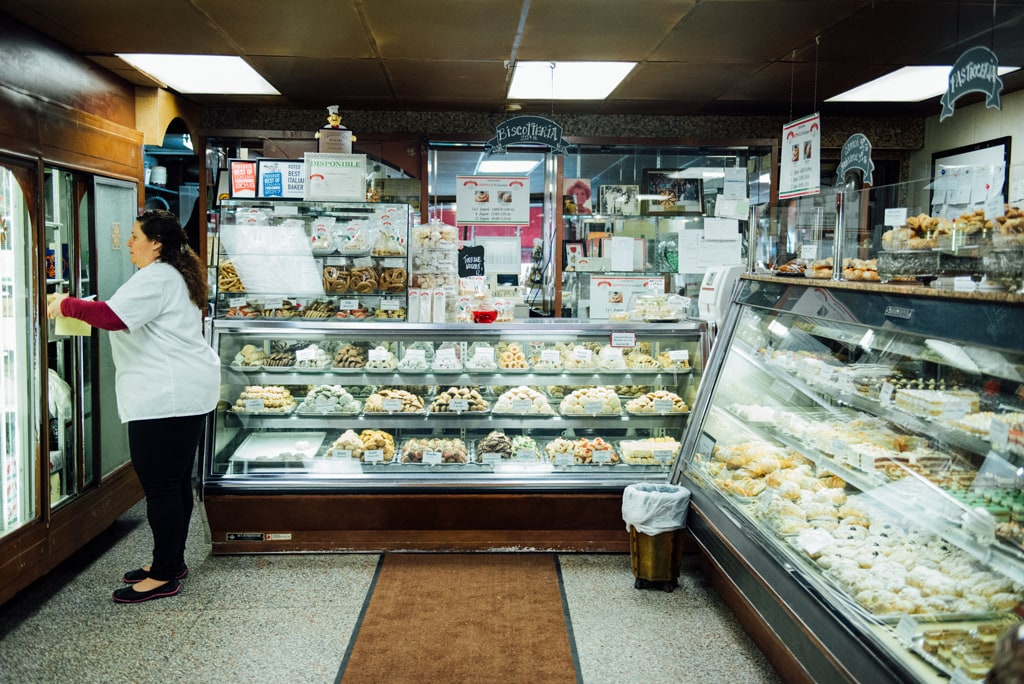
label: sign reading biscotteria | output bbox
[940,46,1005,122]
[836,133,874,186]
[303,153,366,201]
[485,116,570,156]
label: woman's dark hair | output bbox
[137,209,207,309]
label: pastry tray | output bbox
[231,431,326,462]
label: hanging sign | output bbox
[779,113,821,200]
[455,176,530,225]
[940,46,1005,122]
[836,133,875,185]
[485,115,570,155]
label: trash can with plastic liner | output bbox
[622,483,691,592]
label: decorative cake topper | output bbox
[316,105,356,141]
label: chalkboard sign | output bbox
[458,245,486,277]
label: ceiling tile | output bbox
[361,0,522,60]
[249,56,392,104]
[651,0,868,63]
[1,0,233,53]
[385,60,508,103]
[195,0,373,58]
[517,0,695,61]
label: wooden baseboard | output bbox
[204,492,630,553]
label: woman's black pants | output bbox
[127,414,207,582]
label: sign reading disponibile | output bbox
[485,116,570,155]
[940,46,1005,122]
[303,153,366,201]
[836,133,874,186]
[779,113,821,200]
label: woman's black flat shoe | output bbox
[122,566,188,584]
[112,579,181,603]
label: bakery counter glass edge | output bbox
[675,295,1024,682]
[208,319,704,490]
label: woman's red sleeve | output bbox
[59,297,128,331]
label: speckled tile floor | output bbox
[0,499,781,684]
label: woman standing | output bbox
[48,210,219,603]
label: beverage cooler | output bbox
[0,157,140,605]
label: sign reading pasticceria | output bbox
[485,115,571,156]
[940,46,1005,122]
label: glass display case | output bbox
[213,199,411,322]
[674,275,1024,683]
[201,319,705,552]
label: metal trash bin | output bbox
[622,483,691,592]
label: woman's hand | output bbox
[46,293,67,319]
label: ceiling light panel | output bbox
[117,54,280,95]
[508,61,636,100]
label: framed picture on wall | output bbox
[641,169,703,215]
[599,184,640,215]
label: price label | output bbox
[604,348,624,365]
[380,298,401,311]
[540,350,561,363]
[554,454,574,466]
[479,452,502,465]
[583,400,604,414]
[610,332,636,348]
[263,299,284,310]
[423,451,443,465]
[449,399,469,412]
[363,449,384,464]
[799,244,818,260]
[473,347,495,363]
[668,349,689,361]
[436,348,458,363]
[653,450,674,464]
[653,399,674,413]
[243,398,265,412]
[990,418,1011,452]
[511,399,532,413]
[334,449,352,459]
[515,449,536,460]
[572,347,592,362]
[369,347,389,362]
[406,348,426,363]
[354,256,374,268]
[381,398,403,412]
[878,382,895,404]
[295,347,315,362]
[592,450,612,464]
[828,438,845,456]
[229,297,247,308]
[338,298,359,310]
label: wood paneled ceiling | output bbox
[2,0,1023,118]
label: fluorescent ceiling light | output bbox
[508,61,635,100]
[476,159,541,174]
[117,54,279,95]
[827,65,1019,102]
